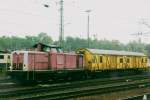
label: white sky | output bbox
[0,0,150,43]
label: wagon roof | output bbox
[86,48,146,56]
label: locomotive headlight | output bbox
[23,64,28,71]
[9,66,12,71]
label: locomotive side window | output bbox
[99,56,103,63]
[120,58,123,63]
[0,55,4,59]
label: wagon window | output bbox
[92,55,97,63]
[145,58,147,63]
[141,58,144,63]
[127,58,130,63]
[0,55,4,59]
[120,58,123,63]
[99,56,103,63]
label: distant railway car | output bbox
[0,53,11,71]
[76,48,148,71]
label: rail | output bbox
[122,93,150,100]
[0,75,150,100]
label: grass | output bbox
[0,69,7,77]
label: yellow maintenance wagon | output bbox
[77,48,148,71]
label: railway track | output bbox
[0,77,11,83]
[0,82,17,89]
[0,77,12,82]
[0,74,150,100]
[0,76,20,90]
[122,93,150,100]
[24,79,150,100]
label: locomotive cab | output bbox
[9,43,62,71]
[33,42,62,53]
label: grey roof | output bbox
[86,49,146,56]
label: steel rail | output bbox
[0,75,150,99]
[0,75,148,97]
[121,93,150,100]
[19,79,150,100]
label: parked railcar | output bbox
[76,48,148,71]
[0,53,11,72]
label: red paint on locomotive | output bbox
[28,52,49,70]
[65,54,77,69]
[11,51,79,71]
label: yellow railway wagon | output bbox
[76,48,148,71]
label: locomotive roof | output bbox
[86,48,146,56]
[33,43,60,48]
[12,51,46,54]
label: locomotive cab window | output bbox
[0,55,4,59]
[120,58,123,63]
[57,48,62,53]
[8,55,10,59]
[99,56,103,63]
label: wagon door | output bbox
[105,55,111,70]
[141,57,147,68]
[98,55,103,70]
[117,56,123,69]
[124,56,131,69]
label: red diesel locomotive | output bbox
[8,43,84,81]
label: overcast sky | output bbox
[1,0,150,43]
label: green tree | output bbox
[37,33,53,44]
